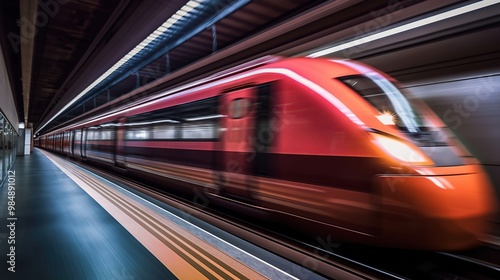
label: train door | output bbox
[69,131,74,156]
[59,133,64,153]
[115,118,126,167]
[82,127,88,158]
[219,87,256,199]
[74,130,82,157]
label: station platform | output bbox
[0,150,319,279]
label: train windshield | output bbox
[339,73,425,133]
[339,73,466,165]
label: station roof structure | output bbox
[0,0,328,134]
[2,0,498,135]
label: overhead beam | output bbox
[37,0,132,128]
[20,1,38,126]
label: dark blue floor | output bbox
[0,150,176,279]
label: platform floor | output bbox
[0,150,177,279]
[0,150,315,279]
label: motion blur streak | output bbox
[307,0,500,58]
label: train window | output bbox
[125,96,220,141]
[100,129,114,140]
[229,98,251,119]
[181,120,217,140]
[87,129,97,141]
[338,74,424,133]
[152,123,177,139]
[74,130,81,141]
[126,127,150,140]
[84,125,116,141]
[176,97,220,140]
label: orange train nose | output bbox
[373,168,497,250]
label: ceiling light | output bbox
[307,0,500,58]
[36,0,204,134]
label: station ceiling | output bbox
[0,0,328,134]
[3,0,494,135]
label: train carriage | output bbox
[36,57,497,250]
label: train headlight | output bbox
[371,133,433,165]
[376,111,396,125]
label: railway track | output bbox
[57,152,500,279]
[314,243,500,280]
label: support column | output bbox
[165,53,170,74]
[24,126,32,155]
[212,25,217,53]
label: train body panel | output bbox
[35,57,497,250]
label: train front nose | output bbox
[373,165,497,250]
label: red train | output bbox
[36,56,497,250]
